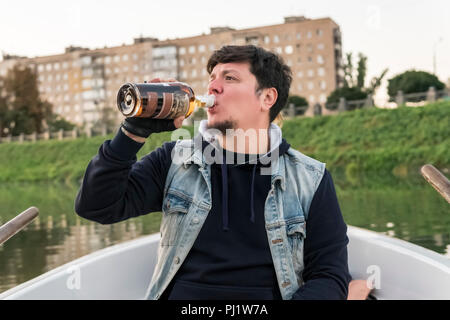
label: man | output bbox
[75,45,351,300]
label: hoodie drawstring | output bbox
[250,164,257,223]
[221,159,229,231]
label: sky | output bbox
[0,0,449,103]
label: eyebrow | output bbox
[209,69,240,79]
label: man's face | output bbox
[206,62,263,133]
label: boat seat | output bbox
[347,280,373,300]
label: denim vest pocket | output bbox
[161,191,192,246]
[286,221,306,278]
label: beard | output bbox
[206,119,237,136]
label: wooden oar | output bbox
[0,207,39,245]
[421,164,450,204]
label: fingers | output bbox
[173,116,185,128]
[147,78,178,83]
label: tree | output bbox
[387,70,445,100]
[47,114,76,132]
[326,52,388,110]
[286,95,308,115]
[2,65,52,136]
[0,76,10,136]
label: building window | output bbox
[307,56,312,63]
[317,29,323,36]
[104,56,111,64]
[285,45,293,54]
[54,63,60,70]
[319,94,326,103]
[46,64,52,71]
[318,67,325,76]
[309,95,315,103]
[198,44,206,52]
[38,65,44,72]
[264,36,270,44]
[113,55,120,63]
[317,55,324,64]
[297,71,303,78]
[307,69,314,77]
[307,31,312,39]
[273,35,279,43]
[317,43,325,50]
[297,83,303,91]
[188,46,196,54]
[319,80,327,90]
[122,54,128,61]
[307,82,314,90]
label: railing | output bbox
[0,125,114,144]
[289,86,449,118]
[395,87,449,106]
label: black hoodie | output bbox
[75,129,351,300]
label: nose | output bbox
[208,78,223,95]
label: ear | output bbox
[260,87,278,112]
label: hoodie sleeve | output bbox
[74,128,175,224]
[291,169,352,300]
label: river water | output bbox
[0,171,449,294]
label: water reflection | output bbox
[0,171,449,294]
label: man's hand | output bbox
[120,78,184,143]
[122,116,184,142]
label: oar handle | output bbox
[0,207,39,245]
[421,164,450,204]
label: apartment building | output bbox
[0,16,343,127]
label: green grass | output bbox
[0,101,448,183]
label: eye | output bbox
[225,75,236,81]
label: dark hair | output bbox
[206,45,292,123]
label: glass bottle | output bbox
[117,82,215,119]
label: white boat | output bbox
[1,165,449,300]
[1,226,449,300]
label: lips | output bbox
[207,102,218,113]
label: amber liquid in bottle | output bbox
[117,82,214,119]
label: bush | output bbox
[325,87,368,109]
[387,70,445,100]
[286,95,308,115]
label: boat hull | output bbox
[1,226,449,300]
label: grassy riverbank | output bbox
[0,101,448,183]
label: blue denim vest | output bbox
[145,134,325,300]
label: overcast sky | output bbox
[1,0,449,102]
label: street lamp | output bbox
[433,37,443,75]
